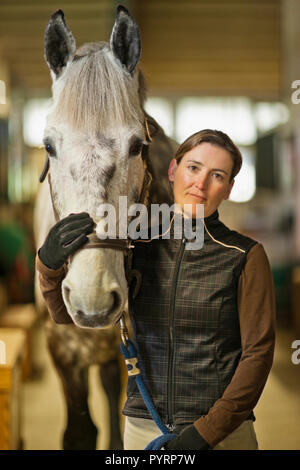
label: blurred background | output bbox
[0,0,300,450]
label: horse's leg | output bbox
[100,357,123,450]
[47,338,98,450]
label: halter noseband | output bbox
[83,231,134,252]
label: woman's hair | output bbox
[174,129,242,181]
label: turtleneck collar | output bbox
[204,209,219,227]
[185,209,221,242]
[168,209,221,241]
[190,209,219,227]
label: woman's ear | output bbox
[168,158,178,182]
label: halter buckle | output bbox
[127,239,135,250]
[120,313,129,346]
[125,357,140,376]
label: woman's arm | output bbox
[35,252,73,324]
[193,242,276,447]
[35,212,94,324]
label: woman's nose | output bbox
[194,173,209,189]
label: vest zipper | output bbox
[167,237,186,426]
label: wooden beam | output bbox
[0,18,112,36]
[0,2,111,17]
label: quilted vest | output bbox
[122,210,257,429]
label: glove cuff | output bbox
[190,424,211,449]
[38,247,64,270]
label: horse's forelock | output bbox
[52,42,144,133]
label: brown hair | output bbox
[174,129,242,181]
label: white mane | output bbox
[52,42,144,132]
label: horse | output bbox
[34,5,178,450]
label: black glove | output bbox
[164,424,211,450]
[38,212,95,269]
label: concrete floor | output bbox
[22,322,300,450]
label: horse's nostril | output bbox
[110,290,121,314]
[63,286,71,304]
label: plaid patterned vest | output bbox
[122,210,257,429]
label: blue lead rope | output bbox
[120,338,177,450]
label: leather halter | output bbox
[84,231,134,252]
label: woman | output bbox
[36,129,276,450]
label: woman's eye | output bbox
[188,165,197,172]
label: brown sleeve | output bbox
[194,243,276,447]
[35,251,73,324]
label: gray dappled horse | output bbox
[35,6,177,449]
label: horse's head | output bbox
[42,6,150,328]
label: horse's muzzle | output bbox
[63,286,122,328]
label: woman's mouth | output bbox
[189,193,207,201]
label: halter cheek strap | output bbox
[47,172,60,223]
[39,156,49,183]
[144,117,152,143]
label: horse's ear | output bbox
[110,5,141,75]
[44,10,76,78]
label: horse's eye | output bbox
[129,139,143,157]
[44,142,56,157]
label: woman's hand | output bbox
[38,212,95,270]
[164,424,211,450]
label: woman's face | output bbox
[168,143,235,218]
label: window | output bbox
[23,98,51,147]
[229,147,256,202]
[144,97,174,137]
[175,97,257,146]
[254,103,289,133]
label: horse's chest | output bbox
[46,321,121,366]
